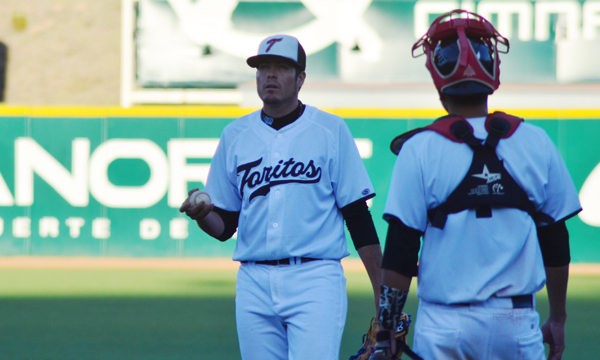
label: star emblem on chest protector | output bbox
[472,164,501,184]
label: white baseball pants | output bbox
[235,259,347,360]
[412,297,545,359]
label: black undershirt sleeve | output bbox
[537,220,571,267]
[340,198,380,250]
[211,206,240,242]
[381,214,423,277]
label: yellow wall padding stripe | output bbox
[326,108,447,119]
[0,106,600,119]
[493,109,600,120]
[0,106,256,118]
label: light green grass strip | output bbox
[0,269,237,298]
[0,106,599,119]
[0,269,598,299]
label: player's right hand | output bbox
[179,188,215,220]
[541,318,566,360]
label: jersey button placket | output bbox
[266,132,286,259]
[268,171,284,251]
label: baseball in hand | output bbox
[191,191,211,207]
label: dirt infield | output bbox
[0,257,599,274]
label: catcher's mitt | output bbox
[348,317,379,360]
[349,314,412,360]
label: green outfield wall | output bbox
[0,107,599,261]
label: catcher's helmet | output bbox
[412,10,509,95]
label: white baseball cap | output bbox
[247,34,306,71]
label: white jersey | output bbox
[205,105,375,261]
[383,116,581,304]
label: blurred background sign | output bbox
[123,0,600,106]
[1,111,600,261]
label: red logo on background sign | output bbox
[266,38,283,52]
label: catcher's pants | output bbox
[413,296,545,360]
[235,259,347,360]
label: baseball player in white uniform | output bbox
[180,34,382,360]
[371,11,581,360]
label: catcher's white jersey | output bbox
[205,105,374,261]
[384,116,581,304]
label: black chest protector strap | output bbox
[390,112,522,155]
[390,112,538,229]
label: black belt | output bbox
[510,294,534,308]
[241,257,322,265]
[455,294,533,309]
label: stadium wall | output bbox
[0,106,599,262]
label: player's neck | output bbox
[442,102,489,119]
[263,99,300,119]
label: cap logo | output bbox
[265,38,283,52]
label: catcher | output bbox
[375,9,579,360]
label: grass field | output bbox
[0,265,598,359]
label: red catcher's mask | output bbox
[412,10,509,95]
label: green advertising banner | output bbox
[0,107,599,262]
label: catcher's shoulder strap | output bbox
[390,114,463,155]
[482,111,523,150]
[389,111,523,155]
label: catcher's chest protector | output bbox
[390,112,538,229]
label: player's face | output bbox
[256,60,305,106]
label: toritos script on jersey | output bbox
[237,157,322,201]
